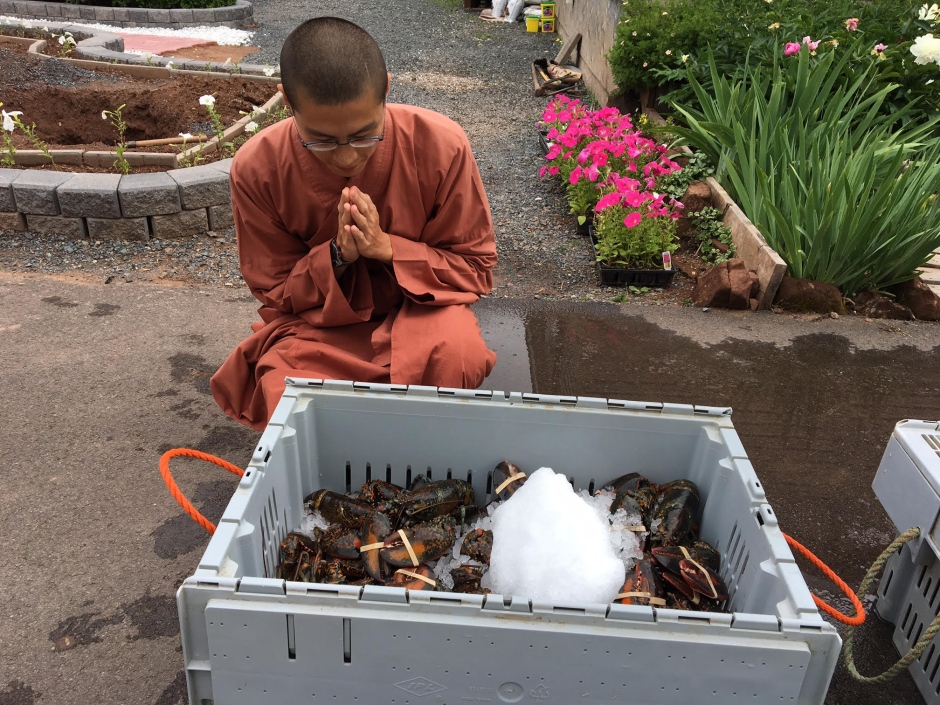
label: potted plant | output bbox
[590,176,681,286]
[538,95,682,238]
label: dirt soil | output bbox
[166,44,261,63]
[0,45,276,163]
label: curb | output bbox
[0,0,254,30]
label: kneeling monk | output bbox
[211,17,498,430]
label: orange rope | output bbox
[159,448,244,535]
[784,532,866,626]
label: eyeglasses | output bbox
[294,117,385,152]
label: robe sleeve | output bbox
[389,138,497,306]
[231,158,376,326]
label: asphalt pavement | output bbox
[0,271,938,705]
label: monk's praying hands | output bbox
[344,186,393,264]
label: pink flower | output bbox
[569,167,582,185]
[874,43,887,53]
[803,36,820,51]
[548,165,559,176]
[596,192,622,211]
[624,191,647,208]
[845,17,859,31]
[624,212,643,228]
[784,42,802,56]
[586,164,601,182]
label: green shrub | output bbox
[668,49,940,295]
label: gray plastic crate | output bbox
[177,380,841,705]
[872,419,940,704]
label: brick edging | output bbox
[0,161,235,241]
[0,0,254,29]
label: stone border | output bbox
[0,161,234,240]
[0,0,253,29]
[643,107,787,310]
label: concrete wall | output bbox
[557,0,622,106]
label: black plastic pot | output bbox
[589,226,676,287]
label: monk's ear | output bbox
[277,83,291,112]
[386,72,392,97]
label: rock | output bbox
[680,181,712,214]
[830,312,839,320]
[852,291,915,320]
[888,277,940,321]
[773,276,844,314]
[691,258,756,310]
[691,261,731,308]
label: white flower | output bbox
[2,109,23,133]
[41,26,48,32]
[58,35,66,45]
[244,121,259,133]
[911,33,940,64]
[223,58,231,65]
[101,110,108,120]
[263,65,276,77]
[20,20,30,28]
[919,3,940,21]
[199,95,216,107]
[681,54,690,63]
[166,61,175,70]
[179,132,193,140]
[665,49,672,55]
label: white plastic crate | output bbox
[177,380,841,705]
[873,419,940,704]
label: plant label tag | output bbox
[662,252,672,270]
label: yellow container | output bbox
[541,18,556,32]
[540,2,555,18]
[526,15,540,32]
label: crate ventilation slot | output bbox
[925,434,940,461]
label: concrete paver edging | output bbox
[0,161,234,240]
[0,0,254,29]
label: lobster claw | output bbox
[680,559,728,602]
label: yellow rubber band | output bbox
[359,541,385,552]
[398,529,419,567]
[625,525,647,532]
[495,472,526,495]
[395,569,436,587]
[680,546,717,600]
[615,591,667,606]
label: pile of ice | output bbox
[483,467,627,604]
[577,488,646,572]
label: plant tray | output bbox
[590,230,677,287]
[177,380,841,705]
[537,128,551,156]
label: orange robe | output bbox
[210,104,498,430]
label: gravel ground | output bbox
[0,0,683,304]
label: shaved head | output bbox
[280,18,388,108]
